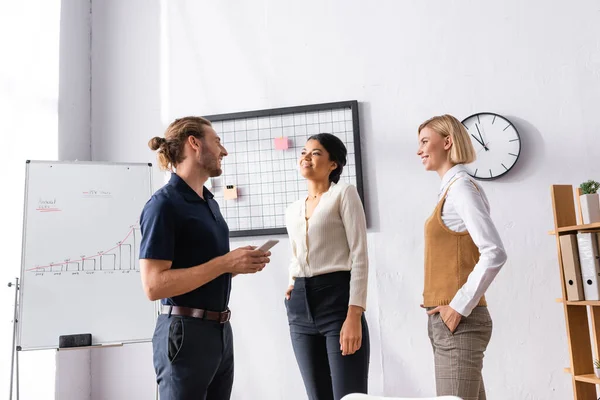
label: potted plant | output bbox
[579,180,600,224]
[595,359,600,378]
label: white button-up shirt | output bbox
[285,182,369,309]
[439,164,507,316]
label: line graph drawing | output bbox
[27,223,140,273]
[36,208,61,213]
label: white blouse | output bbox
[285,182,369,310]
[439,164,508,316]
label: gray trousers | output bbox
[152,314,234,400]
[427,306,492,400]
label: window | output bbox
[0,2,61,398]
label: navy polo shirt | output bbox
[139,173,231,311]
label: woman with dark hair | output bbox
[284,133,370,400]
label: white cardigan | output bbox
[285,181,369,309]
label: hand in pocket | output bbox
[285,285,294,300]
[427,305,462,333]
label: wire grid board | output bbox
[204,100,364,237]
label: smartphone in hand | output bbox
[257,239,279,252]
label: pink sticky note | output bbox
[274,137,289,150]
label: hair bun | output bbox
[148,136,167,151]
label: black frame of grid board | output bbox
[204,100,365,238]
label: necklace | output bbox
[308,183,331,199]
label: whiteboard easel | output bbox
[10,160,159,399]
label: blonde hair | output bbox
[418,114,476,164]
[148,116,212,171]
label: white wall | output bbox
[88,1,600,399]
[90,0,161,164]
[86,2,162,399]
[58,0,92,161]
[55,349,91,399]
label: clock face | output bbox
[461,113,521,180]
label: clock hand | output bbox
[476,141,492,155]
[475,124,489,151]
[470,134,486,147]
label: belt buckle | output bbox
[220,310,231,323]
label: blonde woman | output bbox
[417,115,507,400]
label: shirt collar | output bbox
[299,181,338,217]
[168,173,214,202]
[303,181,337,200]
[439,164,468,195]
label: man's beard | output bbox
[200,150,222,177]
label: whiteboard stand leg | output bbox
[8,277,20,400]
[15,346,20,400]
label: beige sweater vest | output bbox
[422,180,487,308]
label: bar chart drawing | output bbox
[27,224,140,274]
[18,161,156,350]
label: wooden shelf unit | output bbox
[550,222,600,235]
[564,368,600,384]
[556,299,600,307]
[550,185,600,399]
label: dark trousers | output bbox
[152,313,234,400]
[285,271,370,400]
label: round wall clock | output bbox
[461,112,521,180]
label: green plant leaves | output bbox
[580,180,600,195]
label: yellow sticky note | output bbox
[224,185,238,200]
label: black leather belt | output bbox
[161,305,231,323]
